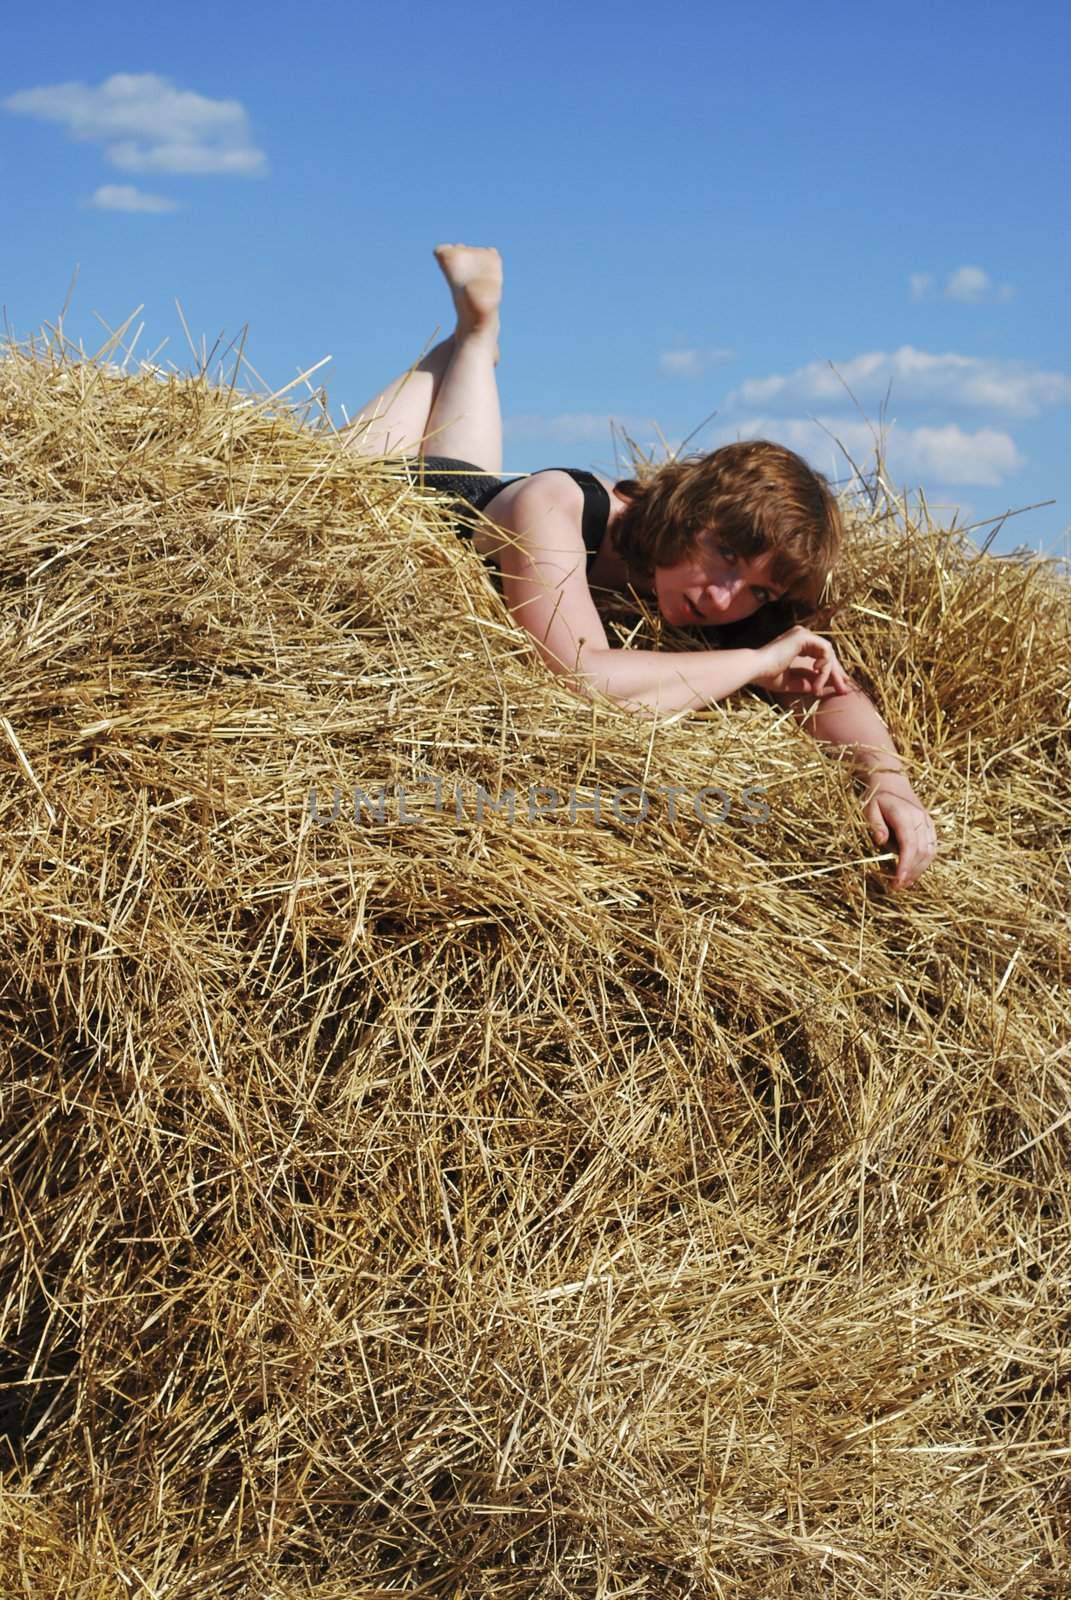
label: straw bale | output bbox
[1,330,1069,1598]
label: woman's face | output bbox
[653,538,787,627]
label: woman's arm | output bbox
[576,644,763,713]
[580,623,849,716]
[767,685,938,887]
[769,683,907,778]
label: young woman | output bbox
[341,244,937,889]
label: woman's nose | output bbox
[703,578,741,610]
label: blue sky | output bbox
[4,0,1069,559]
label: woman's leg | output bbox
[339,335,455,459]
[422,245,503,473]
[340,245,504,472]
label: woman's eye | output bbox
[719,546,737,564]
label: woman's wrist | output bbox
[862,765,915,796]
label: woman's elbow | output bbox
[531,641,635,709]
[515,626,607,685]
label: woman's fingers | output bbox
[805,642,834,694]
[776,633,851,697]
[814,644,853,697]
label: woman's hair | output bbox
[610,440,844,619]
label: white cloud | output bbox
[87,184,181,213]
[945,265,991,302]
[944,264,1014,303]
[911,264,1015,303]
[727,347,1071,419]
[718,415,1024,489]
[904,425,1023,485]
[658,347,735,377]
[3,72,267,178]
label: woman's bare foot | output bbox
[433,243,502,358]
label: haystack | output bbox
[1,325,1068,1599]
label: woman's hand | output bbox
[863,774,939,889]
[749,626,853,697]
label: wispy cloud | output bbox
[87,184,182,213]
[909,264,1014,303]
[505,412,656,444]
[658,347,735,378]
[505,404,1027,491]
[721,416,1024,488]
[4,72,267,178]
[945,265,1014,303]
[727,347,1071,420]
[503,413,691,475]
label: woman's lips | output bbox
[685,594,703,620]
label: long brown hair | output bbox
[610,440,844,619]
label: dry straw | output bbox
[1,317,1069,1599]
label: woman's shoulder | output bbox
[470,470,588,565]
[480,468,588,527]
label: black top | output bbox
[415,456,611,571]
